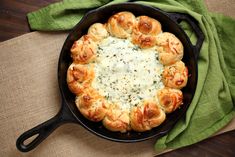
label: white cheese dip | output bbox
[92,36,164,110]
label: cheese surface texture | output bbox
[92,36,164,110]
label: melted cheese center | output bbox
[92,36,164,110]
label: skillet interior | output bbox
[58,3,197,142]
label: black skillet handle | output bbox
[16,101,77,152]
[168,13,205,60]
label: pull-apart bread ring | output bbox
[70,35,97,64]
[132,16,162,48]
[76,87,109,122]
[67,63,94,95]
[67,11,188,133]
[130,100,166,132]
[157,88,183,113]
[156,32,184,65]
[103,104,131,133]
[162,61,188,89]
[88,23,109,42]
[106,11,136,38]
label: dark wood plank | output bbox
[158,130,235,157]
[0,1,235,157]
[0,0,60,41]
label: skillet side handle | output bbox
[16,101,77,152]
[168,13,205,60]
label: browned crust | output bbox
[162,61,188,89]
[106,11,136,38]
[157,88,183,113]
[76,88,109,122]
[88,23,109,42]
[136,16,162,35]
[70,35,97,64]
[131,16,161,48]
[156,32,184,65]
[130,100,166,132]
[103,104,131,133]
[67,63,94,95]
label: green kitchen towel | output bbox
[27,0,235,150]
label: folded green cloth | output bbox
[27,0,235,150]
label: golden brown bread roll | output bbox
[67,63,94,95]
[76,87,109,122]
[162,61,188,89]
[130,100,166,132]
[70,35,97,64]
[156,32,183,65]
[157,87,183,113]
[102,104,131,133]
[136,16,162,35]
[88,23,109,42]
[132,16,162,48]
[132,34,156,49]
[106,11,136,38]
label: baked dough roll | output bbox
[156,32,183,65]
[67,63,94,95]
[88,23,109,42]
[157,88,183,113]
[135,16,162,35]
[76,87,109,122]
[70,35,97,64]
[162,61,188,89]
[103,104,131,133]
[130,100,166,132]
[132,16,162,48]
[106,11,136,38]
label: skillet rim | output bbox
[57,2,198,142]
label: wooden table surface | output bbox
[0,0,235,157]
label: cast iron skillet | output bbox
[16,2,204,152]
